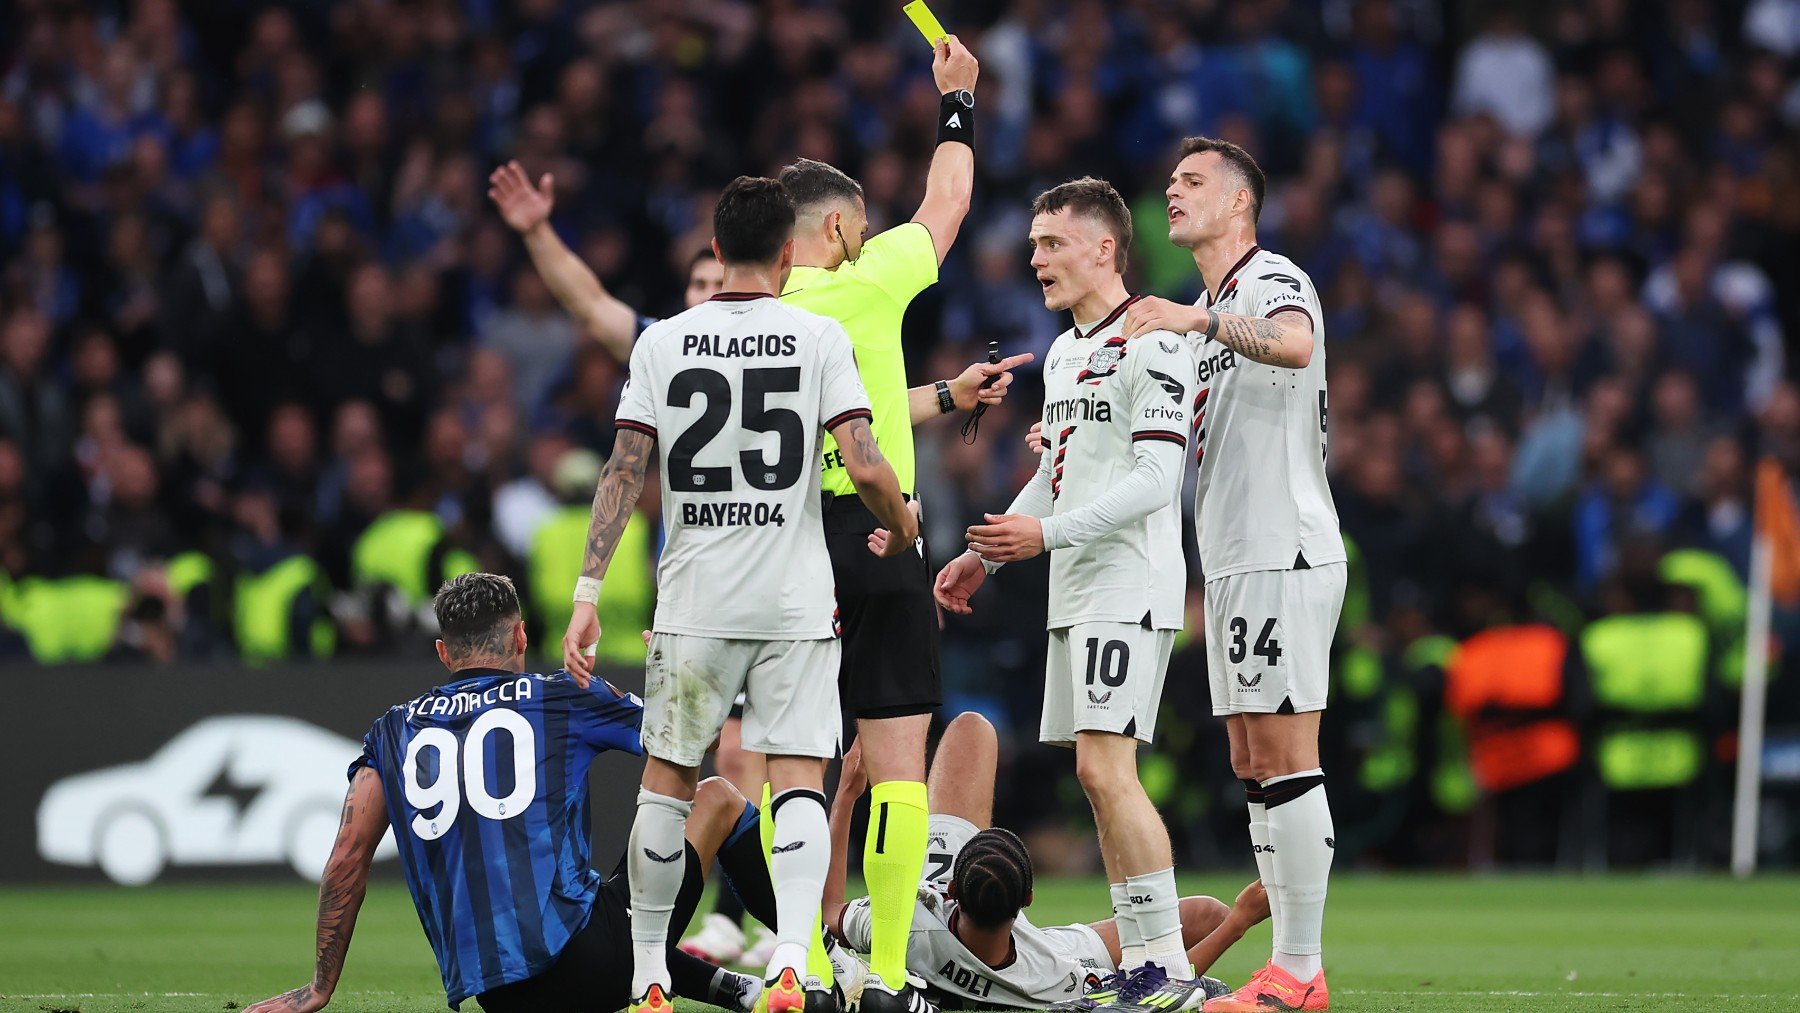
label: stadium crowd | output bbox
[3,0,1799,866]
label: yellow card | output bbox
[902,0,949,47]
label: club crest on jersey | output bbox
[1076,338,1126,385]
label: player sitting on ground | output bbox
[819,712,1268,1010]
[245,573,779,1013]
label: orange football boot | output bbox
[1201,961,1327,1011]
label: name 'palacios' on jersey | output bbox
[680,333,799,357]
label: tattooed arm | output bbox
[245,768,388,1013]
[830,416,917,556]
[1121,296,1315,369]
[562,427,655,681]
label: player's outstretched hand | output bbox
[949,352,1034,411]
[1025,420,1045,455]
[487,160,554,234]
[1122,295,1207,341]
[561,604,601,688]
[934,551,988,614]
[1232,879,1272,927]
[837,740,869,801]
[967,512,1046,563]
[932,34,979,94]
[245,984,330,1013]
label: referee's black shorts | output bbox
[824,492,942,720]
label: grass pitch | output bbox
[2,874,1797,1012]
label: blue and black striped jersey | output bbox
[349,668,643,1007]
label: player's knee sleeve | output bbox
[863,780,929,989]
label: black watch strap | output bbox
[934,379,956,414]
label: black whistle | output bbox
[962,341,1003,443]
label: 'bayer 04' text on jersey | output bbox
[1033,297,1194,630]
[840,887,1111,1008]
[1190,247,1344,581]
[350,668,645,1008]
[617,292,872,639]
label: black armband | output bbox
[938,91,975,147]
[1202,307,1222,342]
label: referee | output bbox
[774,35,1000,1013]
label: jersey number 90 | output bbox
[402,710,537,840]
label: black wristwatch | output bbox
[944,89,974,109]
[934,379,956,414]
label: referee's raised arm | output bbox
[911,35,979,264]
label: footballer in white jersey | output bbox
[933,178,1216,1007]
[562,176,916,1008]
[1122,137,1340,1012]
[825,714,1264,1011]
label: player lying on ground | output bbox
[245,573,778,1013]
[818,712,1269,1010]
[561,175,917,1013]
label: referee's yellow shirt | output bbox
[781,221,938,497]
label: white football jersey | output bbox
[615,293,871,639]
[1035,297,1194,630]
[840,889,1113,1008]
[1190,248,1344,581]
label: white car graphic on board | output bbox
[37,715,397,885]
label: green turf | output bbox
[2,874,1798,1012]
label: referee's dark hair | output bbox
[778,158,865,214]
[1031,176,1134,274]
[951,826,1035,929]
[1178,135,1267,225]
[713,175,796,265]
[434,572,522,661]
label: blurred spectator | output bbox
[480,266,579,408]
[1452,10,1554,138]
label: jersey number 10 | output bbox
[402,709,537,840]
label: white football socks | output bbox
[1263,769,1332,981]
[767,788,831,982]
[1245,778,1281,954]
[628,788,693,997]
[1126,867,1192,979]
[1109,881,1147,971]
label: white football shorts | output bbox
[641,633,840,766]
[1204,562,1346,715]
[1041,621,1176,746]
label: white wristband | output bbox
[573,576,602,605]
